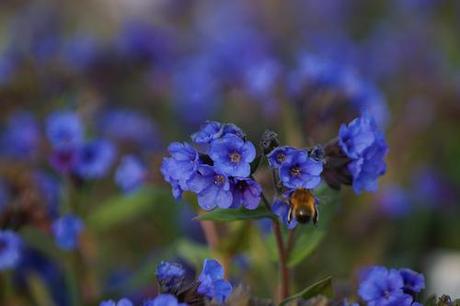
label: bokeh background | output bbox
[1,0,460,305]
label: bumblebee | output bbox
[288,188,318,224]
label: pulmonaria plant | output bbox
[101,258,232,305]
[161,117,391,302]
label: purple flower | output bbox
[143,294,187,306]
[279,150,323,189]
[191,121,223,144]
[100,299,133,306]
[198,259,232,303]
[52,215,84,251]
[267,146,296,169]
[46,111,83,149]
[1,112,40,160]
[399,268,425,293]
[230,178,261,209]
[115,155,146,193]
[358,266,413,306]
[338,115,388,194]
[348,132,388,194]
[339,116,377,159]
[191,121,245,145]
[209,134,256,177]
[74,140,116,179]
[0,230,22,270]
[161,142,200,198]
[156,261,186,292]
[272,200,297,229]
[187,166,232,210]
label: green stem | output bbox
[261,193,289,301]
[65,253,80,306]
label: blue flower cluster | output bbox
[157,258,232,304]
[102,258,232,305]
[46,111,115,180]
[338,116,388,194]
[358,266,425,306]
[0,230,22,270]
[162,121,261,211]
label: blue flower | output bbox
[0,230,22,270]
[161,142,200,198]
[191,121,223,144]
[191,121,244,145]
[209,134,256,177]
[338,115,388,194]
[198,259,232,303]
[279,150,323,189]
[187,166,233,210]
[161,159,186,199]
[115,155,146,193]
[339,116,377,159]
[399,268,425,293]
[156,261,186,292]
[358,266,413,306]
[143,294,187,306]
[162,142,199,185]
[348,132,388,194]
[100,299,133,306]
[74,140,116,179]
[46,111,83,149]
[272,200,297,229]
[267,146,296,169]
[230,178,261,209]
[1,111,40,160]
[52,215,84,251]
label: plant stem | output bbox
[261,193,289,301]
[272,220,290,301]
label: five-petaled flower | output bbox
[209,134,256,177]
[279,150,323,189]
[188,165,233,210]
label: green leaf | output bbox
[279,276,333,305]
[87,187,176,231]
[287,187,339,267]
[196,206,276,222]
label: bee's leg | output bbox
[313,208,319,225]
[287,206,293,224]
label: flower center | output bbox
[229,152,241,164]
[214,175,225,186]
[290,166,301,177]
[276,153,286,163]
